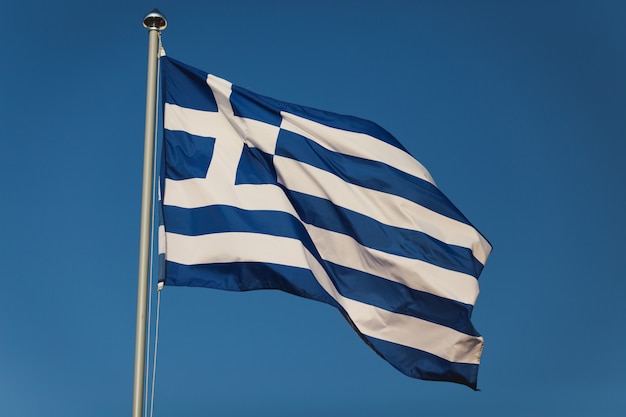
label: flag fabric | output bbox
[158,55,492,389]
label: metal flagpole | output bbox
[133,9,167,417]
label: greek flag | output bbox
[159,56,492,389]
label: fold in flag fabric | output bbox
[158,56,492,389]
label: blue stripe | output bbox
[164,205,479,334]
[285,191,484,278]
[163,204,319,255]
[161,57,218,112]
[362,335,479,390]
[230,84,408,151]
[276,129,471,225]
[324,262,479,336]
[229,84,282,126]
[164,261,339,309]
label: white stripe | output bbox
[166,231,310,268]
[280,112,435,185]
[163,179,298,216]
[305,225,479,305]
[275,156,491,265]
[166,231,483,364]
[342,297,484,364]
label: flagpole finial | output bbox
[143,9,167,31]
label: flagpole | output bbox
[133,10,166,417]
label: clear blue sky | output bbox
[1,1,625,416]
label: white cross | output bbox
[162,76,288,212]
